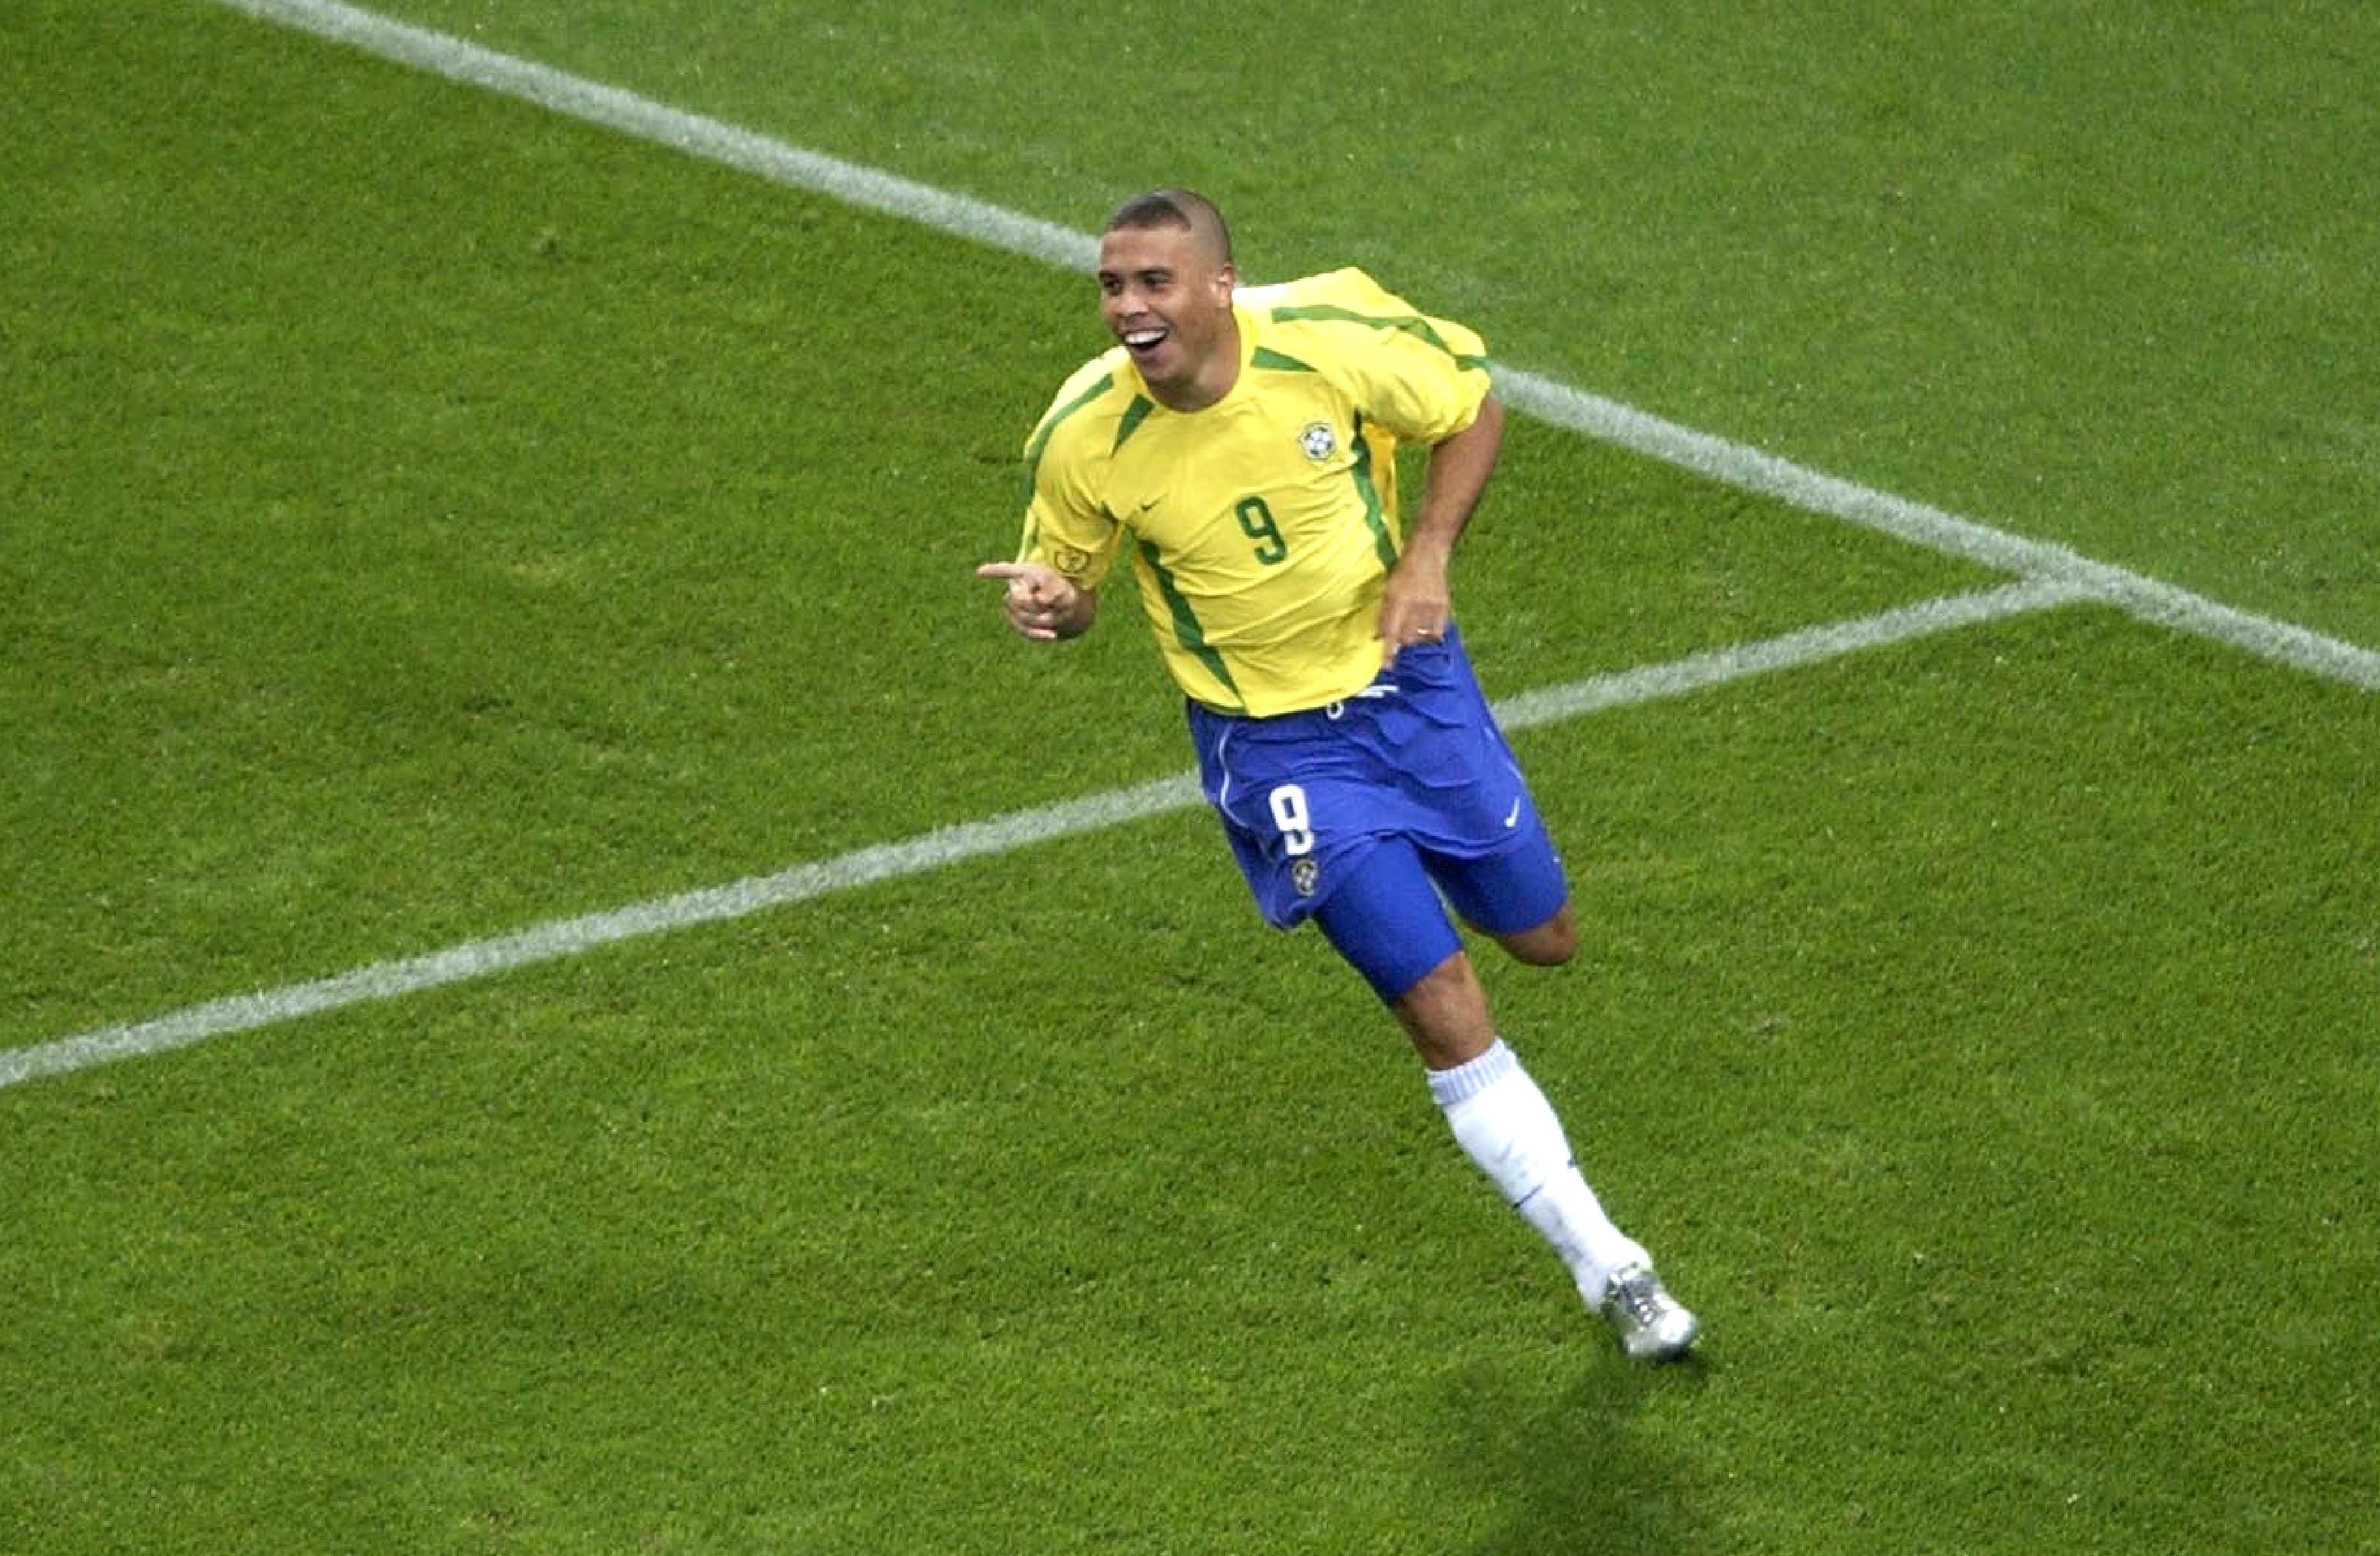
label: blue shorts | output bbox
[1187,628,1569,1000]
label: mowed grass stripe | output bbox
[0,583,2073,1089]
[207,0,2380,693]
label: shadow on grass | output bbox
[1437,1353,1711,1556]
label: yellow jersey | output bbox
[1014,268,1492,716]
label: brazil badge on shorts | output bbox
[1187,628,1539,928]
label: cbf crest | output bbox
[1297,421,1338,462]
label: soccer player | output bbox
[977,189,1697,1362]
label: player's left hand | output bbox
[1377,554,1453,665]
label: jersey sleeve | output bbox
[1286,268,1493,444]
[1015,364,1126,590]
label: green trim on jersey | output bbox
[1019,270,1486,715]
[1112,393,1158,453]
[1021,371,1116,508]
[1266,303,1490,372]
[1346,411,1399,570]
[1135,537,1244,711]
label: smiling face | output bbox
[1097,197,1239,411]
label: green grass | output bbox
[5,1,2377,1552]
[358,0,2380,650]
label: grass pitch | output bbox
[5,2,2375,1552]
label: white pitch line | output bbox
[1496,372,2380,693]
[17,8,2362,1085]
[0,580,2074,1089]
[208,0,1101,273]
[204,0,2380,694]
[1492,576,2090,730]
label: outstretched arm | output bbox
[976,560,1099,642]
[1378,390,1505,663]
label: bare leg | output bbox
[1491,900,1578,968]
[1387,950,1500,1069]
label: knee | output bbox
[1496,904,1578,967]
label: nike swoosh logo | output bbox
[1504,798,1523,828]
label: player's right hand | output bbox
[976,560,1083,641]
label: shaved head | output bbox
[1096,188,1241,410]
[1105,188,1234,269]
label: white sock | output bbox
[1427,1039,1649,1303]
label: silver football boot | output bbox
[1600,1264,1700,1363]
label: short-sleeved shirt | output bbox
[1013,268,1492,717]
